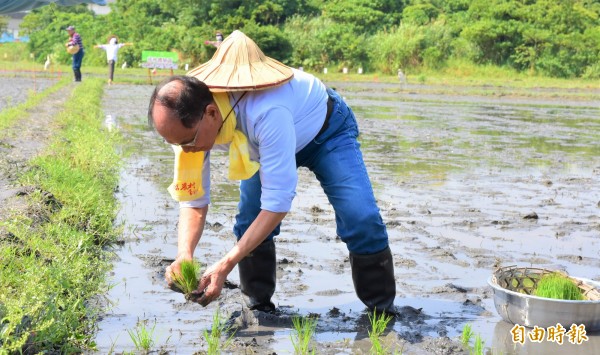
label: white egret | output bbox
[44,55,51,70]
[397,69,407,86]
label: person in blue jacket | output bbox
[65,25,84,82]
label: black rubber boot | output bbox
[238,239,276,312]
[74,68,81,82]
[349,246,396,314]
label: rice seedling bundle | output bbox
[170,259,201,295]
[534,273,584,301]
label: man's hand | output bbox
[165,256,187,292]
[194,258,233,306]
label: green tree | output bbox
[402,3,440,25]
[20,4,96,63]
[323,0,402,34]
[207,0,318,28]
[252,1,285,25]
[519,0,599,77]
[462,0,600,76]
[368,20,452,73]
[283,15,331,69]
[242,22,293,63]
[14,0,600,78]
[461,0,523,65]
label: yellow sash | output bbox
[167,92,260,201]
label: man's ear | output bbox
[204,103,220,121]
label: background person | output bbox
[204,31,224,48]
[148,31,397,315]
[65,25,84,82]
[94,36,133,85]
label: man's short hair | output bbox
[148,76,214,129]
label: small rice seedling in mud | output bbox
[472,334,485,355]
[127,320,156,353]
[203,307,235,354]
[170,259,201,295]
[291,315,318,354]
[106,334,119,355]
[460,323,485,355]
[461,323,474,347]
[368,310,394,355]
[534,273,585,301]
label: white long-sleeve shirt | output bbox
[179,69,328,213]
[98,43,125,62]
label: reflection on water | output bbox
[354,97,600,179]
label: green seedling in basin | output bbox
[534,273,585,300]
[170,259,201,295]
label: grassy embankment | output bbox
[0,78,122,353]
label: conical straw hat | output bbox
[187,30,293,92]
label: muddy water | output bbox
[92,82,600,354]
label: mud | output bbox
[1,76,599,354]
[88,80,600,354]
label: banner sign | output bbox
[141,51,178,69]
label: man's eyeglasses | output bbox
[164,92,247,147]
[164,109,205,147]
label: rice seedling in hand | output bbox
[170,259,201,295]
[534,273,585,300]
[127,320,156,353]
[368,310,393,355]
[203,307,235,354]
[291,315,318,354]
